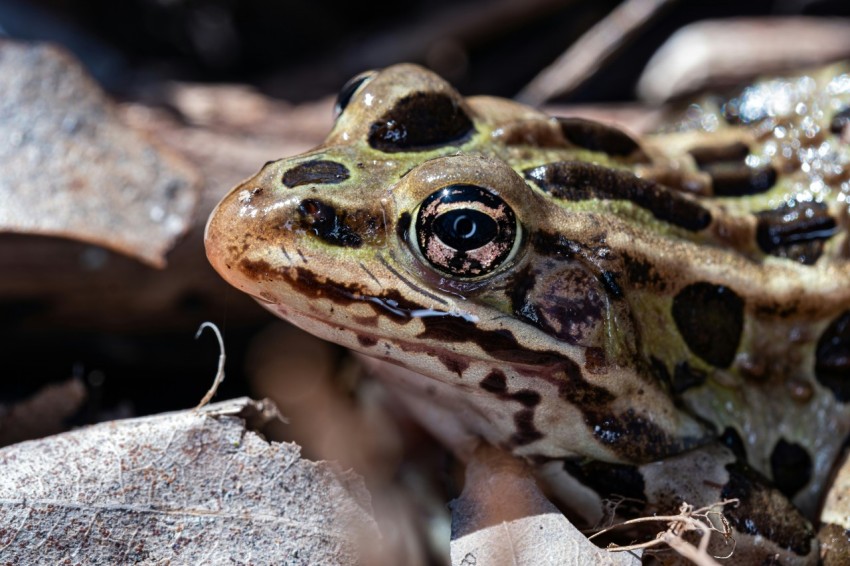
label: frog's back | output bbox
[503,65,850,513]
[427,64,850,505]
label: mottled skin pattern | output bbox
[206,64,850,562]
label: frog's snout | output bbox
[205,174,296,292]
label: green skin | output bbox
[206,63,850,563]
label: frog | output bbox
[205,63,850,563]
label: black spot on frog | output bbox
[283,160,351,187]
[368,92,474,152]
[672,282,744,368]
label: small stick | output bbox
[194,322,226,409]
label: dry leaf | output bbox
[451,514,641,566]
[637,18,850,103]
[0,40,199,268]
[450,446,640,566]
[0,398,380,565]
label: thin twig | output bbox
[589,499,739,566]
[194,322,226,409]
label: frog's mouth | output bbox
[228,257,479,337]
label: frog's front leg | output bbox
[819,449,850,565]
[364,357,818,563]
[544,444,818,564]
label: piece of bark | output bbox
[0,40,199,268]
[0,397,381,565]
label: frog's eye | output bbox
[411,184,521,278]
[334,70,377,117]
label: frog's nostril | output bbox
[298,198,363,248]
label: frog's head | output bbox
[205,63,712,461]
[205,63,574,362]
[204,62,646,376]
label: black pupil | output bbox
[434,209,496,251]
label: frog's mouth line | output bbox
[266,266,583,366]
[248,275,531,380]
[240,257,478,324]
[252,276,480,341]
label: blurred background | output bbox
[2,1,849,562]
[3,0,849,100]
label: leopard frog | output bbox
[206,64,850,563]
